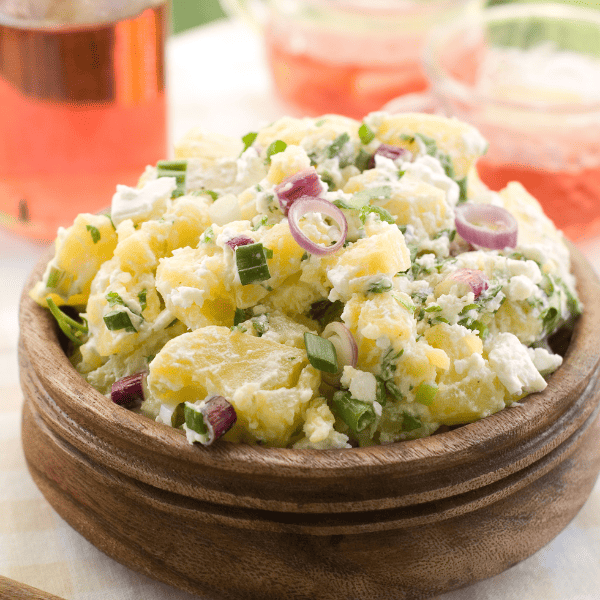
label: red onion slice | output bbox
[275,168,325,215]
[111,371,147,407]
[321,322,358,386]
[446,269,489,298]
[455,203,518,250]
[368,144,411,169]
[287,196,348,256]
[225,235,254,250]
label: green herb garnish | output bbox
[86,224,101,244]
[266,140,287,163]
[359,205,395,225]
[241,131,258,153]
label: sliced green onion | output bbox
[103,310,137,333]
[157,159,187,171]
[184,403,208,435]
[45,297,88,345]
[331,391,376,434]
[190,189,218,201]
[415,382,438,406]
[266,140,287,163]
[235,242,271,286]
[86,224,101,244]
[166,318,179,328]
[46,266,65,289]
[157,169,186,185]
[358,123,375,145]
[303,332,338,374]
[171,403,185,428]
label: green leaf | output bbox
[367,278,392,294]
[86,224,101,244]
[266,139,287,163]
[307,299,344,328]
[241,131,258,153]
[359,205,395,225]
[402,413,422,432]
[380,346,403,381]
[138,289,147,312]
[352,185,392,208]
[358,123,375,145]
[355,149,371,172]
[106,292,126,307]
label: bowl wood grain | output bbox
[18,243,600,600]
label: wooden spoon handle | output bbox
[0,575,66,600]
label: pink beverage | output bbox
[265,23,429,119]
[221,0,479,120]
[419,3,600,242]
[0,3,167,241]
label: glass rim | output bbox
[423,2,600,115]
[0,0,164,30]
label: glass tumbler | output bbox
[0,1,168,241]
[220,0,481,120]
[385,2,600,241]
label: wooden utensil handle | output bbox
[0,576,66,600]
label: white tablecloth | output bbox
[1,17,600,600]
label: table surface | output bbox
[2,17,600,600]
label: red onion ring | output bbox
[275,168,324,215]
[287,196,348,256]
[455,203,517,250]
[321,322,358,386]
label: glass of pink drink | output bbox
[220,0,481,120]
[386,3,600,242]
[0,2,168,241]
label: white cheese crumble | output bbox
[111,176,176,226]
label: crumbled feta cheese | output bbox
[111,177,176,226]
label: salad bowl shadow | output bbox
[18,243,600,600]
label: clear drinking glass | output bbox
[385,2,600,241]
[220,0,481,120]
[0,1,168,241]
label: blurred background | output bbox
[171,0,599,34]
[172,0,226,33]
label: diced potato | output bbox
[30,213,117,307]
[147,326,320,446]
[369,112,488,179]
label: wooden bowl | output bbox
[19,244,600,600]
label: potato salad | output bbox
[30,112,581,449]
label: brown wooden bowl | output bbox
[18,243,600,600]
